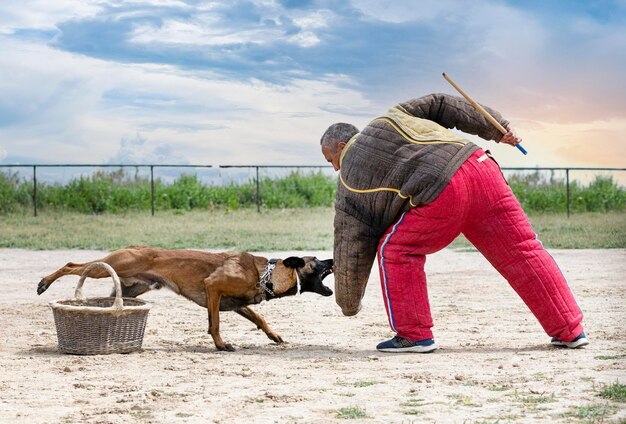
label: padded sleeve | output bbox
[398,93,509,142]
[332,206,379,316]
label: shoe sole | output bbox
[551,337,589,349]
[377,344,437,353]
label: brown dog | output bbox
[37,246,333,351]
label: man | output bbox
[320,93,588,353]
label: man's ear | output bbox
[282,257,305,269]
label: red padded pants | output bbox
[377,149,584,342]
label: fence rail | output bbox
[1,164,625,218]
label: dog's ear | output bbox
[282,257,305,269]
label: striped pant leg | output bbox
[460,155,584,342]
[377,172,468,341]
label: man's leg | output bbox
[377,173,468,344]
[460,156,585,343]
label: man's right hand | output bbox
[500,125,523,147]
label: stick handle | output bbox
[442,72,527,155]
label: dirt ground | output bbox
[0,248,624,423]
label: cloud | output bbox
[0,145,6,161]
[350,0,460,23]
[0,0,101,34]
[0,33,370,166]
[107,132,189,164]
[127,3,333,50]
[130,19,282,47]
[0,0,624,171]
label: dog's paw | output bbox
[217,343,235,352]
[37,280,49,295]
[268,333,284,344]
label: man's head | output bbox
[320,123,359,171]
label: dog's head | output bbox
[282,256,333,297]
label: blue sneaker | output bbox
[551,332,589,348]
[376,336,437,353]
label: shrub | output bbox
[0,168,623,215]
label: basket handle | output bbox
[75,262,124,312]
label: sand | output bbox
[0,248,624,423]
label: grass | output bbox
[335,406,368,419]
[519,395,556,405]
[1,209,624,251]
[335,380,381,388]
[488,385,511,392]
[448,394,482,407]
[0,208,334,251]
[562,403,617,421]
[448,212,626,250]
[595,354,626,360]
[352,381,380,388]
[598,382,626,402]
[559,383,624,422]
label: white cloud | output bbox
[130,6,332,48]
[0,36,370,166]
[350,0,459,23]
[288,31,320,48]
[0,145,6,161]
[292,10,332,29]
[107,133,189,164]
[0,0,101,34]
[131,19,283,46]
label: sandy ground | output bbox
[0,248,624,424]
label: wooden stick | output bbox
[442,72,527,155]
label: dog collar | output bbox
[259,259,278,300]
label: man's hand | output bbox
[339,303,362,316]
[500,125,522,147]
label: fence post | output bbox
[255,166,260,212]
[566,168,570,218]
[150,165,155,216]
[32,165,37,217]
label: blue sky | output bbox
[1,0,625,169]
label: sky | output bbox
[1,0,625,171]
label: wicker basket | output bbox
[49,262,151,355]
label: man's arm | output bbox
[398,93,510,142]
[333,205,379,316]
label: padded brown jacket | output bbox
[333,93,509,316]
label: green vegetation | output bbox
[559,382,625,422]
[562,403,617,421]
[595,354,626,361]
[1,169,624,250]
[519,395,556,405]
[0,169,336,214]
[488,385,511,392]
[598,382,626,402]
[448,394,481,407]
[0,209,334,251]
[0,209,624,250]
[1,169,624,214]
[450,212,626,249]
[335,406,368,419]
[509,173,625,213]
[335,380,381,388]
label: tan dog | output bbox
[37,246,333,351]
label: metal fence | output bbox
[1,164,625,218]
